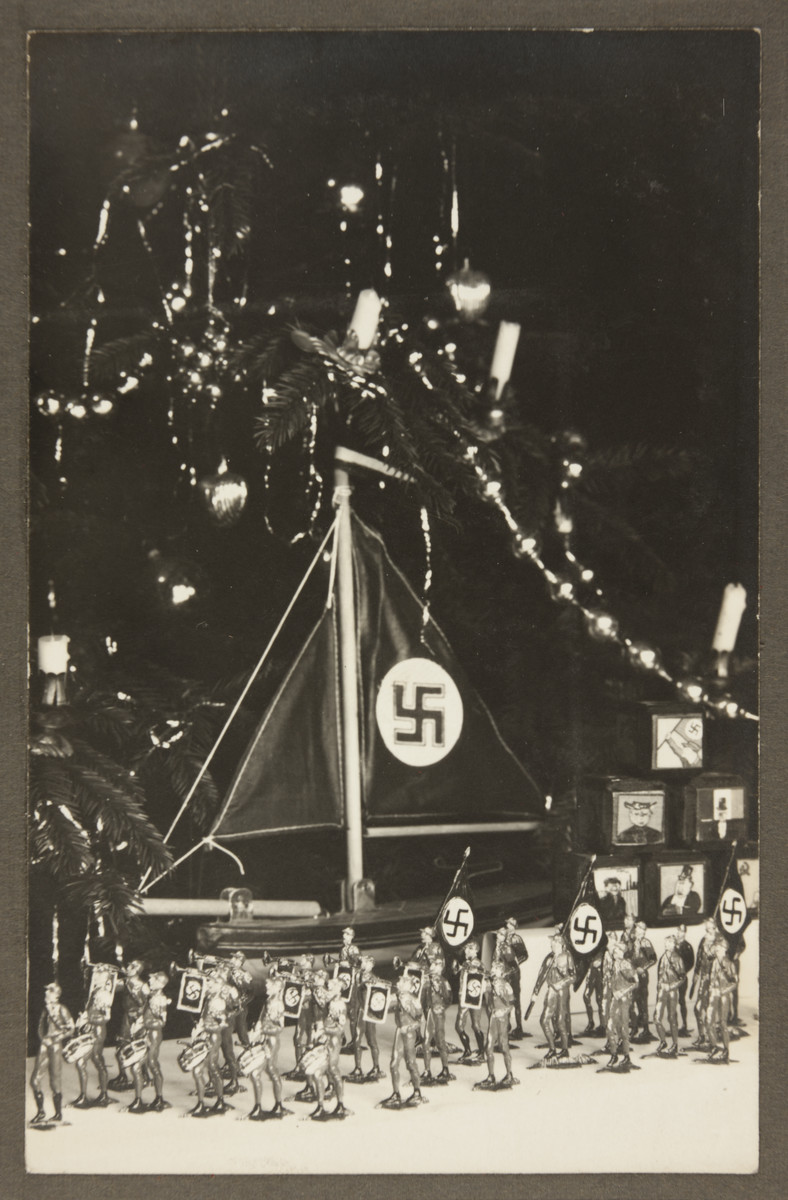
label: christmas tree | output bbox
[28,32,758,1002]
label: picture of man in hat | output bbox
[616,795,663,845]
[598,876,627,927]
[660,865,702,918]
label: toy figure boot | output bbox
[52,1094,63,1122]
[148,1094,167,1112]
[190,1101,211,1118]
[473,1074,497,1091]
[364,1065,384,1081]
[94,1090,111,1107]
[270,1102,290,1118]
[30,1090,47,1125]
[656,1040,668,1054]
[618,1054,632,1070]
[378,1091,402,1109]
[404,1088,426,1107]
[435,1066,455,1084]
[605,1053,619,1068]
[127,1097,146,1113]
[332,1102,350,1118]
[248,1103,264,1120]
[72,1091,91,1109]
[473,1030,486,1061]
[554,1048,570,1063]
[211,1097,230,1115]
[457,1032,473,1062]
[663,1044,679,1058]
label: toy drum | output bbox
[238,1043,269,1077]
[177,1037,209,1073]
[118,1036,148,1068]
[63,1033,95,1064]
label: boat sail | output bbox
[141,449,550,953]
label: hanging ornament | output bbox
[584,608,620,642]
[199,457,248,526]
[89,391,115,417]
[624,638,664,675]
[676,676,705,703]
[34,389,65,417]
[338,184,365,213]
[148,549,201,608]
[446,258,492,321]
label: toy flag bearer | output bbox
[474,962,519,1090]
[379,975,427,1110]
[493,918,529,1038]
[453,940,486,1063]
[652,935,686,1057]
[703,941,738,1064]
[529,933,574,1062]
[30,983,75,1125]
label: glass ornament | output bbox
[446,259,492,321]
[584,608,620,642]
[35,390,65,417]
[625,639,663,674]
[676,677,705,703]
[199,458,249,526]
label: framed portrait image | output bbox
[86,964,118,1019]
[612,788,666,847]
[592,859,640,929]
[575,775,668,853]
[644,855,711,926]
[682,772,749,843]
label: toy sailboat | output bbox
[141,448,551,958]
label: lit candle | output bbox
[348,288,382,351]
[489,321,521,399]
[38,633,70,675]
[712,584,747,653]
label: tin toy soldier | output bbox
[453,940,486,1063]
[323,977,351,1117]
[245,974,290,1119]
[227,950,254,1049]
[189,973,231,1117]
[209,960,242,1094]
[702,940,738,1064]
[581,948,606,1036]
[72,988,111,1109]
[325,926,361,1054]
[651,934,686,1057]
[293,967,332,1102]
[138,970,170,1111]
[347,954,385,1082]
[674,924,695,1036]
[529,932,574,1062]
[493,917,528,1038]
[285,955,316,1080]
[414,925,446,974]
[474,961,518,1090]
[379,974,427,1109]
[421,959,455,1086]
[299,1027,333,1120]
[599,940,640,1072]
[621,913,636,956]
[630,922,657,1043]
[689,918,720,1049]
[108,960,149,1091]
[30,983,75,1125]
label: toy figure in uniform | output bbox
[246,974,290,1119]
[108,960,149,1091]
[421,959,455,1085]
[299,1025,332,1120]
[493,918,528,1038]
[323,977,351,1117]
[211,961,242,1094]
[379,974,426,1109]
[414,925,446,974]
[325,926,361,1054]
[30,983,74,1125]
[581,949,605,1035]
[621,914,636,956]
[294,969,332,1103]
[530,932,574,1061]
[689,918,720,1049]
[603,941,639,1070]
[653,934,686,1057]
[453,940,486,1063]
[72,989,111,1109]
[227,951,254,1049]
[189,972,230,1117]
[674,924,695,1036]
[704,940,738,1063]
[139,970,170,1111]
[474,961,518,1090]
[292,954,317,1071]
[630,922,657,1042]
[348,954,384,1082]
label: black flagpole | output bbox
[713,839,739,920]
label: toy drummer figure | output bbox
[652,934,686,1057]
[630,922,657,1043]
[348,954,385,1082]
[582,948,605,1036]
[30,983,74,1125]
[323,977,351,1117]
[379,974,427,1109]
[72,989,111,1109]
[325,928,361,1053]
[474,961,518,1090]
[690,918,720,1049]
[454,940,486,1063]
[246,974,289,1119]
[494,917,528,1038]
[703,940,738,1063]
[211,960,242,1094]
[189,972,230,1118]
[294,968,332,1103]
[602,940,639,1071]
[421,959,455,1085]
[227,950,254,1049]
[299,1026,333,1120]
[109,960,149,1091]
[139,970,170,1111]
[674,924,695,1036]
[530,932,574,1062]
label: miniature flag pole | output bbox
[713,840,739,921]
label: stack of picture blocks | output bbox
[559,702,758,928]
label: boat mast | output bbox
[334,462,374,912]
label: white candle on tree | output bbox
[712,583,747,653]
[348,288,382,351]
[38,633,70,675]
[489,320,521,399]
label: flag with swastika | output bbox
[436,846,476,952]
[564,870,608,991]
[715,851,752,957]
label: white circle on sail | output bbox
[718,887,746,934]
[568,902,604,954]
[440,895,474,946]
[376,657,463,766]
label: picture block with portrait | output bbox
[574,774,668,853]
[643,852,712,926]
[680,772,750,844]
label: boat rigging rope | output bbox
[138,516,339,895]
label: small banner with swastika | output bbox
[565,868,608,992]
[282,978,306,1022]
[436,846,476,952]
[403,965,425,999]
[715,847,752,956]
[363,981,391,1024]
[333,961,354,997]
[177,970,207,1014]
[459,967,485,1011]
